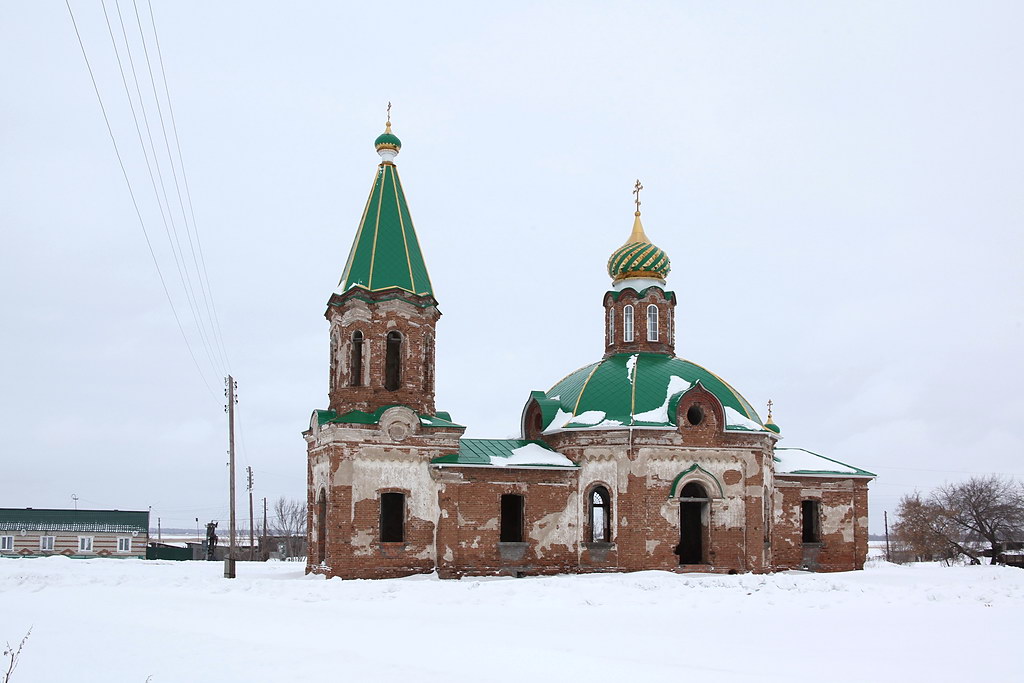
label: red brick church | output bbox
[304,117,874,579]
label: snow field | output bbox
[2,557,1022,682]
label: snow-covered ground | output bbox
[2,558,1022,682]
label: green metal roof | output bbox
[432,439,577,468]
[773,448,876,478]
[535,353,765,432]
[316,407,464,429]
[0,508,149,533]
[337,161,433,297]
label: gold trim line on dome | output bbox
[612,270,667,283]
[571,361,603,417]
[367,163,388,289]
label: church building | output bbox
[304,118,875,579]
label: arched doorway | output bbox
[316,489,327,564]
[677,481,709,564]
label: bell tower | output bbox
[325,115,439,415]
[602,180,677,357]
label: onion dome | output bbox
[607,211,671,283]
[528,353,767,433]
[374,121,402,152]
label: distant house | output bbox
[0,508,149,559]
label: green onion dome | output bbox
[607,213,671,282]
[765,421,781,434]
[374,124,401,151]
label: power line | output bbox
[117,0,225,377]
[65,0,217,400]
[100,0,222,385]
[146,0,232,375]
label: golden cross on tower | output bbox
[767,399,774,421]
[386,101,392,126]
[633,179,643,215]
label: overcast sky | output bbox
[2,1,1022,533]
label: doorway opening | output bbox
[677,481,709,564]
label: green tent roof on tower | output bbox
[337,124,434,297]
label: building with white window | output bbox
[0,509,149,559]
[305,121,875,579]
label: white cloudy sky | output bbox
[2,1,1021,532]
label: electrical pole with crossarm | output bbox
[225,375,237,578]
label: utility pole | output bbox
[224,375,237,578]
[158,517,161,544]
[884,510,891,563]
[262,496,268,560]
[247,466,255,561]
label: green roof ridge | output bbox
[338,162,434,297]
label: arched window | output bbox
[380,492,405,542]
[623,305,634,342]
[589,486,611,542]
[385,331,402,391]
[607,308,615,345]
[350,331,364,387]
[647,304,659,342]
[316,489,327,564]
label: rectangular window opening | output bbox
[801,500,821,543]
[78,536,93,552]
[117,537,131,553]
[500,494,524,543]
[380,492,405,542]
[0,536,13,552]
[40,536,55,551]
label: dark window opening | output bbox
[686,404,705,426]
[802,500,820,543]
[317,490,327,563]
[423,335,434,391]
[350,331,364,387]
[589,486,611,542]
[678,482,708,564]
[500,494,524,542]
[380,492,405,542]
[532,411,542,435]
[385,331,402,391]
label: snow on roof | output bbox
[774,448,874,477]
[489,443,576,468]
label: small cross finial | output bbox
[633,179,643,215]
[767,399,774,421]
[386,101,392,126]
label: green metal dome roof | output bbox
[608,241,671,281]
[607,213,670,282]
[533,353,766,432]
[375,131,401,150]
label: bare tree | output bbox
[934,475,1024,564]
[893,476,1024,565]
[3,628,31,683]
[271,497,307,560]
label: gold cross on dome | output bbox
[633,179,643,213]
[767,399,774,420]
[386,101,392,126]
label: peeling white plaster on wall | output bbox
[646,539,660,555]
[529,492,578,558]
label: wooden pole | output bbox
[884,510,891,563]
[247,466,255,561]
[225,375,237,578]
